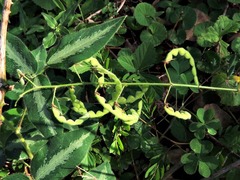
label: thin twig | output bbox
[117,0,126,13]
[0,0,12,123]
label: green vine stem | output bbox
[16,81,238,102]
[2,109,33,160]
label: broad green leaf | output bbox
[198,161,211,178]
[211,73,240,106]
[134,42,157,71]
[193,22,213,37]
[140,22,167,46]
[117,49,136,72]
[31,125,97,180]
[181,6,197,30]
[213,15,239,36]
[83,162,115,180]
[197,26,219,47]
[47,16,126,68]
[23,75,57,138]
[134,3,156,26]
[3,173,30,180]
[6,33,37,78]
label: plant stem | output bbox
[16,81,238,106]
[0,0,12,124]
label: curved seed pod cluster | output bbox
[164,48,199,120]
[165,47,199,86]
[52,57,147,125]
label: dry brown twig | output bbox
[0,0,12,124]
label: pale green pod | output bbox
[164,104,191,120]
[126,95,136,103]
[178,48,186,56]
[117,97,127,104]
[194,76,199,86]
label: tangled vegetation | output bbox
[1,0,240,179]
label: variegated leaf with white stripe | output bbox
[47,16,126,68]
[31,124,97,180]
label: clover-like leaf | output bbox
[181,153,198,175]
[190,138,213,154]
[134,2,156,26]
[140,22,167,46]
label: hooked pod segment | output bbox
[164,103,191,120]
[164,48,199,86]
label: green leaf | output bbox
[47,16,126,68]
[6,33,37,78]
[198,161,211,178]
[196,108,206,124]
[43,32,57,48]
[83,162,115,180]
[181,6,197,30]
[140,22,167,46]
[3,173,30,180]
[117,49,136,72]
[181,153,198,175]
[197,26,219,47]
[117,136,124,152]
[32,0,56,10]
[31,45,47,74]
[145,163,158,178]
[133,42,157,71]
[53,0,65,10]
[23,75,57,138]
[134,3,156,26]
[219,40,230,58]
[31,125,97,180]
[213,16,239,36]
[42,13,58,29]
[190,139,213,154]
[231,37,240,54]
[211,73,240,106]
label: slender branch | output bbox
[117,0,126,13]
[0,0,12,123]
[15,80,238,106]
